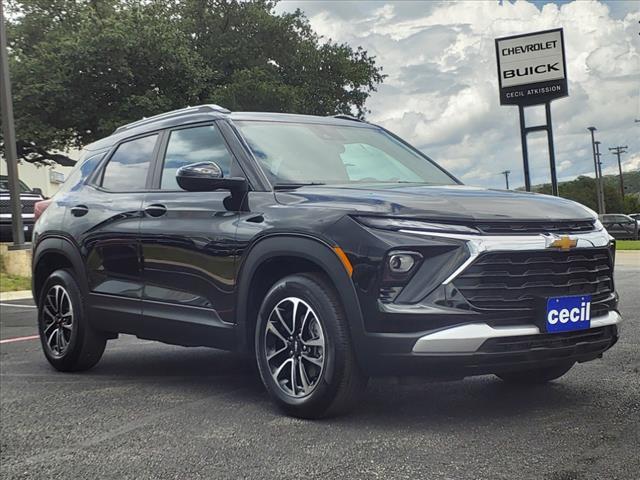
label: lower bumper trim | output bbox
[412,310,621,354]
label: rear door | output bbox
[67,133,160,333]
[138,122,245,348]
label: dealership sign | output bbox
[495,28,568,106]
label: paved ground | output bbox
[1,262,638,479]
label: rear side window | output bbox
[160,125,234,190]
[101,134,158,191]
[56,152,106,195]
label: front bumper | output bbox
[361,311,620,377]
[339,217,618,333]
[341,223,622,376]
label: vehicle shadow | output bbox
[88,341,265,395]
[87,340,601,426]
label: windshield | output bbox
[235,121,457,186]
[0,175,32,193]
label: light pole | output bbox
[609,146,628,202]
[587,127,604,214]
[594,141,605,214]
[500,170,511,190]
[0,1,25,247]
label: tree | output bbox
[533,170,640,214]
[2,0,384,165]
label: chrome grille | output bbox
[21,200,36,214]
[453,248,614,312]
[0,198,37,214]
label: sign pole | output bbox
[0,2,26,247]
[545,102,559,196]
[518,105,531,191]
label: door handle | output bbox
[70,205,89,217]
[144,204,167,217]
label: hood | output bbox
[275,184,594,222]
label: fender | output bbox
[234,234,367,365]
[32,234,87,303]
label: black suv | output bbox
[32,105,621,418]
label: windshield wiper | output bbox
[273,182,326,190]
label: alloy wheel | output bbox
[264,297,326,398]
[42,285,74,357]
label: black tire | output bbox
[255,272,368,419]
[37,269,107,372]
[496,362,574,384]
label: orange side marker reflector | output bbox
[333,247,353,277]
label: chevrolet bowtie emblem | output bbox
[549,235,577,250]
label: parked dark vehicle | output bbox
[599,214,639,240]
[0,176,45,242]
[32,105,621,418]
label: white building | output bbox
[1,152,78,197]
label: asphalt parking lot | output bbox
[1,257,639,480]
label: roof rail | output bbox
[113,104,231,134]
[330,114,363,123]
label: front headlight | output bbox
[354,216,480,235]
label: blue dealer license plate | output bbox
[545,295,592,333]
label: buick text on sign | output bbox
[495,29,568,106]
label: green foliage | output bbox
[0,251,31,291]
[4,0,384,161]
[616,240,640,251]
[622,194,640,214]
[0,273,32,292]
[533,170,640,214]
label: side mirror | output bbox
[32,187,43,196]
[176,162,248,211]
[176,162,247,194]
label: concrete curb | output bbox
[0,290,33,302]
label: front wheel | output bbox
[496,362,574,384]
[38,269,107,372]
[255,273,367,419]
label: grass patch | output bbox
[0,272,31,292]
[616,240,640,250]
[0,248,32,292]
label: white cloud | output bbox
[277,0,640,189]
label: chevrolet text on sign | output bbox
[495,28,568,106]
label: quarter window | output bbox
[160,125,234,190]
[101,135,158,191]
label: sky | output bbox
[276,0,640,189]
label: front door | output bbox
[139,123,243,348]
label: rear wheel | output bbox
[38,269,107,372]
[255,273,367,419]
[496,362,574,384]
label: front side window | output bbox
[235,121,457,186]
[160,125,234,190]
[101,134,158,191]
